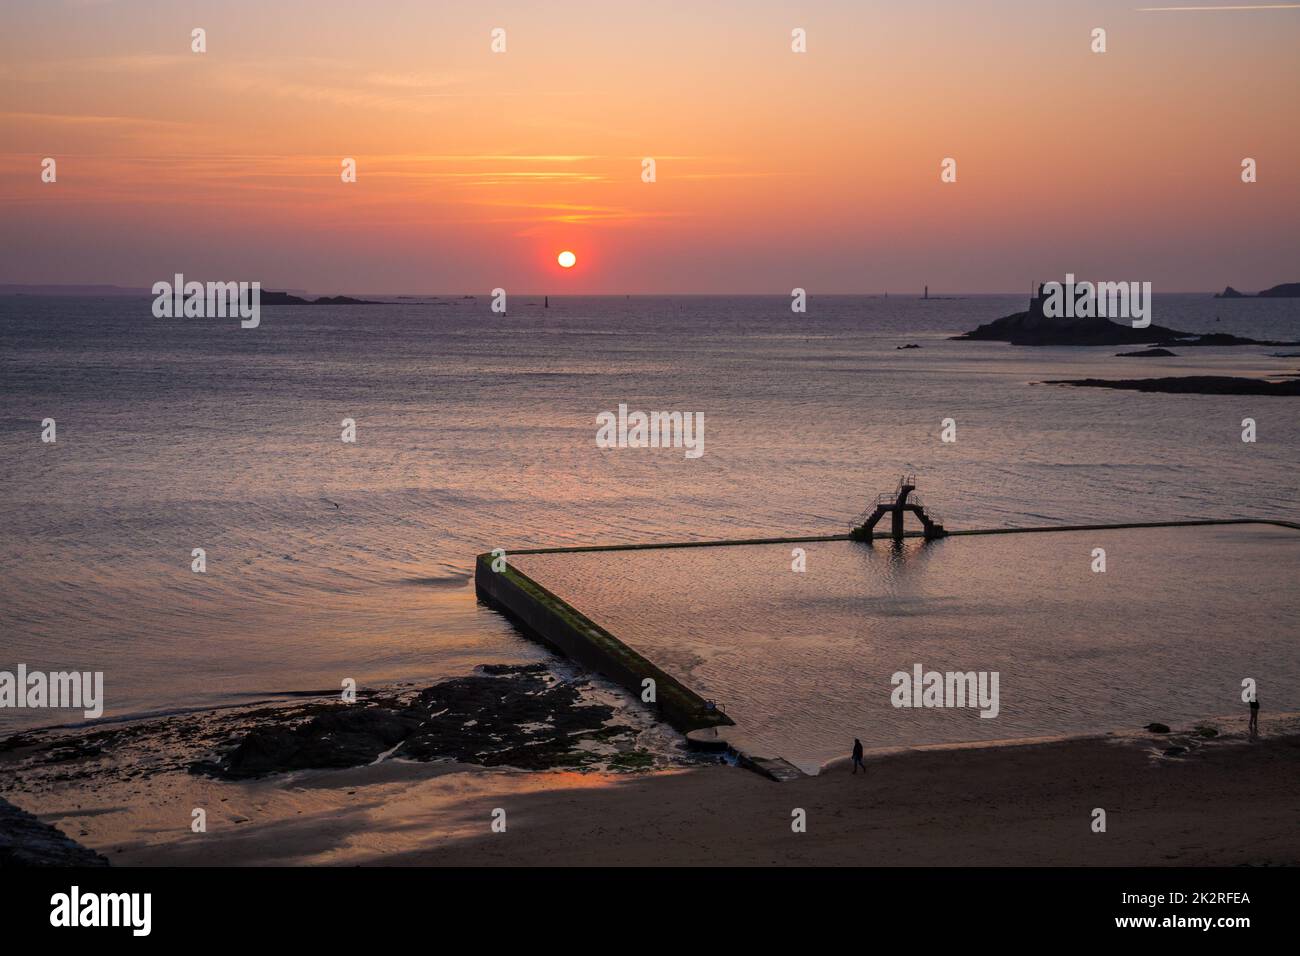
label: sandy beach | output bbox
[7,711,1295,868]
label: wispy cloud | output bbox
[0,54,190,82]
[0,111,185,128]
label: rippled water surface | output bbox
[2,294,1297,730]
[516,526,1300,772]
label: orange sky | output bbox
[2,0,1298,293]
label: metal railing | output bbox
[858,475,942,530]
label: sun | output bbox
[557,250,577,269]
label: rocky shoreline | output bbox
[193,663,665,779]
[0,663,709,798]
[0,797,108,866]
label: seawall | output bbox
[488,519,1300,557]
[473,553,732,735]
[474,518,1298,780]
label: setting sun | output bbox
[557,250,577,269]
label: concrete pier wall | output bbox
[499,518,1300,556]
[474,553,732,734]
[474,518,1298,779]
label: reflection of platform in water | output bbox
[481,518,1300,780]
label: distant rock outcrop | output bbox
[955,284,1298,347]
[261,291,385,305]
[954,311,1188,346]
[310,295,384,305]
[1259,282,1300,298]
[1116,348,1175,357]
[1046,376,1300,396]
[953,283,1187,345]
[1214,282,1300,298]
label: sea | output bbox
[2,293,1297,735]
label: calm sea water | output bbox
[2,294,1297,731]
[516,526,1300,773]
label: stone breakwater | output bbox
[475,552,734,735]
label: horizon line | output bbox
[0,284,1257,299]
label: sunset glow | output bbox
[0,0,1296,293]
[3,0,1299,902]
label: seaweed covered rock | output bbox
[218,707,421,778]
[193,665,630,779]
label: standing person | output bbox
[851,737,865,775]
[1249,694,1259,739]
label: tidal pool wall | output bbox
[478,520,1300,778]
[474,552,733,734]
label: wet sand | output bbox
[10,713,1297,867]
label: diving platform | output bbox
[851,474,947,542]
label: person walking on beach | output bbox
[1249,695,1259,739]
[851,737,865,775]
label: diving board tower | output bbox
[851,474,947,542]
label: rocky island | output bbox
[955,284,1298,347]
[1215,282,1300,299]
[261,291,387,305]
[1116,348,1176,358]
[1045,376,1300,396]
